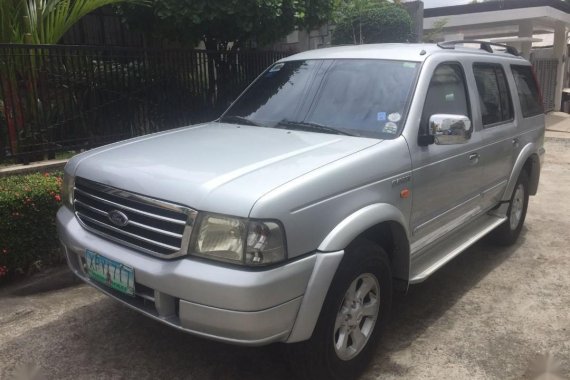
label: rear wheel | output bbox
[289,239,392,380]
[490,170,529,246]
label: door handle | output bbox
[469,153,479,161]
[512,138,520,147]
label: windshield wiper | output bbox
[275,119,356,136]
[220,115,265,127]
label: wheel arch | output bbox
[503,143,541,201]
[318,203,411,282]
[287,204,410,343]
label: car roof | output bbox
[279,43,529,64]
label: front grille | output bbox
[73,177,197,258]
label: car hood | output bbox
[72,122,381,216]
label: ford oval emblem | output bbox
[108,210,129,227]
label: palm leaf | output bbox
[0,0,26,43]
[1,0,148,44]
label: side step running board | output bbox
[409,214,507,284]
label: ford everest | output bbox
[57,42,545,379]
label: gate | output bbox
[531,58,558,112]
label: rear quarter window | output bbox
[511,65,543,118]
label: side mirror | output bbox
[429,114,472,145]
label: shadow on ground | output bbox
[4,267,81,297]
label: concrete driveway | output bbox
[1,136,569,380]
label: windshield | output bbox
[220,59,420,139]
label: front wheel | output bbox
[490,170,530,246]
[289,239,392,380]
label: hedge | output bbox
[0,171,64,282]
[332,4,412,45]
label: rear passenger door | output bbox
[472,62,517,210]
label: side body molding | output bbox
[318,203,410,252]
[502,143,541,201]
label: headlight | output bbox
[61,173,75,208]
[190,214,286,266]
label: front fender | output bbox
[287,204,410,342]
[317,203,410,252]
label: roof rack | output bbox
[437,40,519,56]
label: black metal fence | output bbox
[0,44,289,163]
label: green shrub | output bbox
[332,3,412,45]
[0,171,64,282]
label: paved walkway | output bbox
[546,111,570,140]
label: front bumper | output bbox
[57,206,323,346]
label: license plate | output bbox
[85,250,135,296]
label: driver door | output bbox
[409,62,484,252]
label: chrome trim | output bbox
[73,178,198,259]
[78,179,192,215]
[429,114,472,145]
[76,212,181,251]
[127,220,184,239]
[74,199,107,216]
[74,200,184,239]
[74,188,187,225]
[74,216,184,258]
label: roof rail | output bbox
[437,40,519,56]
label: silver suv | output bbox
[57,42,545,379]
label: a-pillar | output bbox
[553,22,568,111]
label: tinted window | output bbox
[473,64,513,126]
[421,63,470,133]
[511,65,543,118]
[224,60,319,124]
[222,59,420,139]
[305,60,419,138]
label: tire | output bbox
[289,239,392,380]
[490,170,530,246]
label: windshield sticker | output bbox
[383,122,398,134]
[377,112,387,121]
[388,112,401,122]
[269,63,285,72]
[403,62,417,69]
[445,93,455,102]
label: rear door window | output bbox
[511,65,543,118]
[473,63,513,126]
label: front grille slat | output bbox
[74,199,184,239]
[126,220,184,239]
[74,199,108,217]
[77,212,181,251]
[73,177,197,259]
[74,187,187,225]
